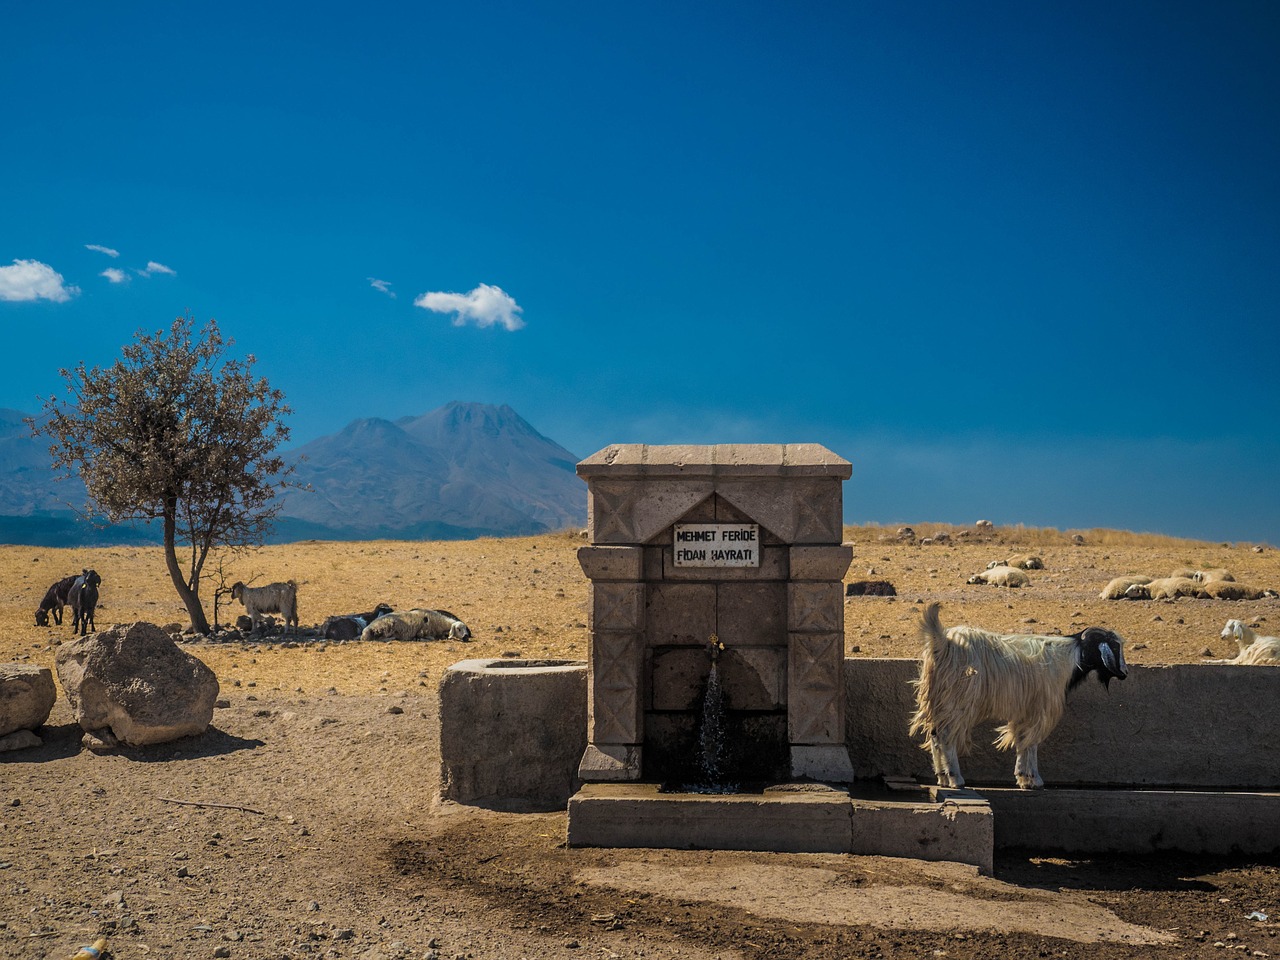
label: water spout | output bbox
[690,635,736,792]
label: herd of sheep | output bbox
[33,574,473,645]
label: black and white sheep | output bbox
[359,608,471,643]
[320,603,394,641]
[967,565,1030,588]
[908,602,1127,790]
[69,569,102,636]
[231,580,299,634]
[35,573,80,626]
[1219,619,1280,664]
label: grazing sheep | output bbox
[968,566,1030,588]
[987,555,1044,571]
[909,602,1127,790]
[231,580,299,634]
[1219,619,1280,664]
[1124,577,1206,600]
[360,608,472,643]
[320,603,394,641]
[1099,575,1154,600]
[846,580,898,597]
[35,573,80,626]
[1201,581,1274,601]
[1194,568,1235,583]
[69,569,102,636]
[975,520,993,529]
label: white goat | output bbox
[231,580,299,634]
[967,565,1030,588]
[909,602,1128,790]
[360,608,472,643]
[1220,619,1280,665]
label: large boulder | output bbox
[0,663,56,736]
[55,622,219,746]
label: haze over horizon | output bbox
[2,3,1277,544]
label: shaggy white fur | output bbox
[909,602,1127,790]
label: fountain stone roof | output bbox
[576,444,851,480]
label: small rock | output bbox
[214,699,231,709]
[214,947,232,958]
[335,929,355,941]
[387,705,404,715]
[305,900,319,911]
[1202,647,1216,658]
[1132,642,1148,651]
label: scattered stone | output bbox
[1132,642,1149,651]
[387,705,404,715]
[334,929,354,941]
[214,947,232,958]
[0,729,42,752]
[1202,648,1216,658]
[55,622,220,746]
[0,663,57,737]
[215,699,231,709]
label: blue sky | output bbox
[3,2,1277,542]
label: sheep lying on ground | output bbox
[987,555,1044,571]
[1099,575,1154,600]
[320,603,394,641]
[35,573,80,626]
[909,602,1128,790]
[1194,568,1235,583]
[1201,581,1275,601]
[1124,577,1206,600]
[360,608,472,643]
[69,569,101,636]
[967,566,1030,588]
[231,580,299,634]
[1219,619,1280,664]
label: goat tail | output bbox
[907,602,948,743]
[919,601,947,660]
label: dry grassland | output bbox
[4,524,1278,694]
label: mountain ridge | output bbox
[0,401,586,545]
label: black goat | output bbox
[69,569,102,636]
[320,603,394,641]
[35,574,80,626]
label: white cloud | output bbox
[85,243,120,258]
[413,283,524,331]
[0,259,80,303]
[368,277,396,298]
[101,268,128,284]
[142,260,177,276]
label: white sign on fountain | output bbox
[673,523,760,568]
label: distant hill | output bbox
[275,402,586,540]
[0,402,586,545]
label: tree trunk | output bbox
[163,503,210,634]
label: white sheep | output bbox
[909,602,1128,790]
[1193,568,1235,583]
[968,565,1030,588]
[360,608,472,643]
[231,580,299,634]
[1099,575,1153,600]
[1220,619,1280,664]
[1123,577,1206,600]
[986,554,1044,571]
[1201,581,1274,601]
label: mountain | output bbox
[0,402,586,545]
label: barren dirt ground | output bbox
[4,525,1280,960]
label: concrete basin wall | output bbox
[847,659,1280,789]
[439,659,587,810]
[439,657,1280,812]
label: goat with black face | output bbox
[909,602,1127,790]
